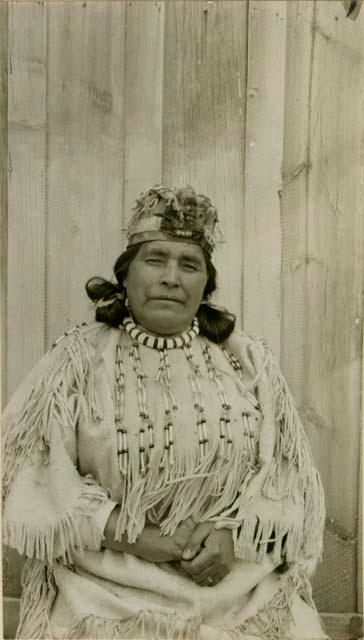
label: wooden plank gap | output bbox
[243,0,287,355]
[44,1,50,351]
[0,1,8,406]
[358,321,363,612]
[123,1,165,226]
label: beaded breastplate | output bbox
[112,318,260,480]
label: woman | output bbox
[3,185,327,639]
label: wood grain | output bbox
[123,1,165,227]
[5,0,47,598]
[243,0,287,357]
[162,1,248,324]
[306,0,363,535]
[280,0,315,404]
[45,1,126,344]
[0,0,8,406]
[1,0,10,601]
[359,327,363,613]
[7,1,46,398]
[305,0,364,612]
[281,0,363,614]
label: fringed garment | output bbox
[2,322,328,639]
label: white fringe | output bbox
[16,558,56,639]
[3,477,107,564]
[221,334,325,572]
[17,568,326,640]
[235,569,328,640]
[4,326,325,583]
[3,327,103,505]
[63,610,201,640]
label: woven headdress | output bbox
[127,185,219,255]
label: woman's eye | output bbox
[146,258,163,265]
[182,263,198,272]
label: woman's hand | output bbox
[180,526,234,586]
[102,507,197,563]
[132,517,197,563]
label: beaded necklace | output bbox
[113,318,200,477]
[113,318,259,478]
[123,317,199,350]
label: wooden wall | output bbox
[2,0,363,616]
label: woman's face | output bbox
[125,240,208,336]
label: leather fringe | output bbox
[63,610,201,640]
[3,327,103,505]
[16,558,57,639]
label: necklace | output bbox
[122,316,199,350]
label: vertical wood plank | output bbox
[0,1,8,406]
[243,0,287,356]
[5,0,47,598]
[123,1,164,225]
[280,0,315,404]
[358,326,363,613]
[7,1,46,398]
[1,0,10,602]
[306,0,363,535]
[305,0,364,612]
[46,1,127,344]
[163,1,248,323]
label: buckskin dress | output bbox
[2,321,327,639]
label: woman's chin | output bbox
[136,313,193,337]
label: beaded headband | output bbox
[127,184,221,255]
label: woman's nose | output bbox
[160,261,179,286]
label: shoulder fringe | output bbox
[262,340,325,566]
[2,326,103,505]
[220,333,325,571]
[16,558,56,639]
[3,476,107,564]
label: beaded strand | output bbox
[222,348,260,460]
[222,348,260,410]
[114,339,128,476]
[183,345,208,461]
[202,343,233,460]
[128,342,156,476]
[51,322,88,349]
[157,348,177,469]
[241,411,259,461]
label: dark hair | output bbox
[85,244,235,343]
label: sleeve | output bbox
[216,331,325,576]
[2,325,117,565]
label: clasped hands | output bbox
[168,517,234,587]
[103,508,234,587]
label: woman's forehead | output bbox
[138,241,205,261]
